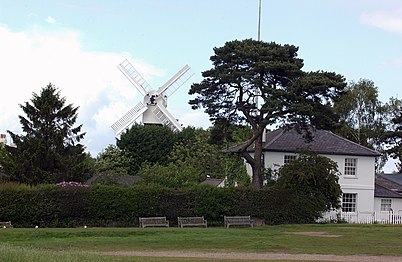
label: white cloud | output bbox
[0,24,184,156]
[170,108,211,130]
[46,16,57,24]
[360,9,402,33]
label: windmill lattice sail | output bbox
[159,65,192,97]
[112,59,192,136]
[111,102,147,135]
[118,59,151,95]
[152,106,180,131]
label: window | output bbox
[342,193,357,212]
[284,155,297,164]
[344,158,357,176]
[381,199,392,211]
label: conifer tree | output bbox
[3,83,91,184]
[189,39,346,189]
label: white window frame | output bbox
[344,158,357,177]
[380,199,392,211]
[284,154,297,165]
[342,193,357,212]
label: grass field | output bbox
[1,224,402,261]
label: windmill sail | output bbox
[118,59,151,96]
[152,105,182,131]
[158,65,192,97]
[111,102,147,135]
[112,59,192,136]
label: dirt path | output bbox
[103,251,402,261]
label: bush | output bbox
[0,182,327,227]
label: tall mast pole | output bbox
[254,0,262,117]
[257,0,262,41]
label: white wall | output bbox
[245,151,376,213]
[374,197,402,214]
[324,154,375,213]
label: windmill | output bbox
[111,59,193,136]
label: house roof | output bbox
[226,128,380,157]
[200,178,224,187]
[378,174,402,185]
[375,174,402,198]
[264,129,380,156]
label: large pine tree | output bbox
[189,39,346,189]
[3,83,91,184]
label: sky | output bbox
[0,0,401,170]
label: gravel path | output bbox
[103,251,402,261]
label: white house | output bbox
[242,128,381,214]
[375,174,402,214]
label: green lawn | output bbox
[1,224,402,261]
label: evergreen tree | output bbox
[189,39,346,189]
[2,83,91,184]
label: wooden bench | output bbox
[224,216,253,228]
[0,221,13,228]
[178,216,207,228]
[139,217,169,228]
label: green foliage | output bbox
[86,185,134,225]
[137,162,201,188]
[116,124,177,175]
[0,145,15,182]
[208,120,252,147]
[223,153,251,187]
[333,79,396,172]
[136,127,250,188]
[95,144,133,176]
[169,130,225,179]
[387,104,402,172]
[334,79,380,142]
[274,152,342,211]
[0,182,330,227]
[1,83,93,184]
[189,39,346,189]
[0,183,90,227]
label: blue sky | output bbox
[1,0,401,170]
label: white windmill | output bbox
[111,59,193,136]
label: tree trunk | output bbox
[239,128,265,189]
[251,134,263,189]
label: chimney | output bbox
[0,134,6,146]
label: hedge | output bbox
[0,183,324,227]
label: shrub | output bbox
[0,182,327,227]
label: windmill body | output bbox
[111,59,192,136]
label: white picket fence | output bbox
[318,210,402,224]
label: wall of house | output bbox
[324,154,375,213]
[374,197,402,214]
[245,151,376,213]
